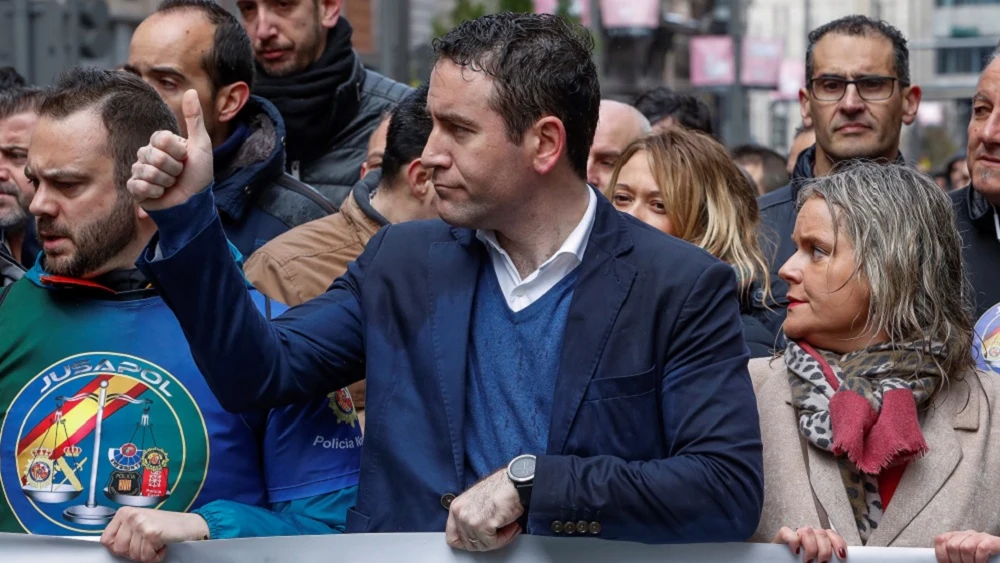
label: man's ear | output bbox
[799,87,812,126]
[318,0,342,29]
[901,85,922,127]
[406,159,431,199]
[215,82,251,125]
[530,116,566,175]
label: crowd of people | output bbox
[2,3,1000,563]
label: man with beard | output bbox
[126,0,335,258]
[757,15,921,336]
[0,68,361,562]
[235,0,411,206]
[0,87,44,286]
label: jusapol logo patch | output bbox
[0,352,210,535]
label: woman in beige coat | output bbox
[750,162,1000,563]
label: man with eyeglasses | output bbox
[756,15,922,338]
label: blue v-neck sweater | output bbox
[463,261,579,483]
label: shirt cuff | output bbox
[146,187,217,260]
[192,502,232,540]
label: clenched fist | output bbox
[101,507,209,563]
[445,468,523,552]
[128,89,214,211]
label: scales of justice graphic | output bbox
[21,380,171,525]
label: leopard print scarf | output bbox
[785,340,943,543]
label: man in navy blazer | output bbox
[129,12,763,550]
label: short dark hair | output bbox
[156,0,255,92]
[634,88,713,136]
[731,144,791,193]
[432,13,600,180]
[0,87,46,121]
[40,67,179,193]
[0,67,26,91]
[806,15,910,85]
[382,84,431,185]
[633,86,673,122]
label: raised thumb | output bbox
[181,89,210,149]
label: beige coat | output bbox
[749,357,1000,547]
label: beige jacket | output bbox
[245,186,383,307]
[245,183,386,426]
[749,357,1000,547]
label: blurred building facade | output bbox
[4,0,997,170]
[745,0,999,170]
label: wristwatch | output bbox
[507,454,536,509]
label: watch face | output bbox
[510,456,536,480]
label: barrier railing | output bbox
[1,531,995,562]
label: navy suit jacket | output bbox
[138,187,764,543]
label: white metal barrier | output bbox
[1,531,995,562]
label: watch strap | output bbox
[515,480,532,509]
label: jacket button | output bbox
[575,521,588,534]
[564,522,575,535]
[550,520,563,534]
[440,493,456,510]
[589,522,601,535]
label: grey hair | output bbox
[795,161,975,380]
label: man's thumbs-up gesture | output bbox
[128,89,214,211]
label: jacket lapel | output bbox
[428,228,484,486]
[805,442,864,545]
[547,193,636,454]
[867,378,972,546]
[769,358,863,544]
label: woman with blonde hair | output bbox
[750,161,1000,563]
[604,127,773,357]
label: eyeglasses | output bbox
[808,76,901,102]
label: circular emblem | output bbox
[0,353,209,535]
[141,448,168,471]
[334,389,354,414]
[27,462,50,484]
[110,443,143,471]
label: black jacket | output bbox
[292,57,411,207]
[214,96,335,258]
[0,225,39,287]
[952,185,1000,323]
[741,282,776,358]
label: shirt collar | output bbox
[475,187,597,272]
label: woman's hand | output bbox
[934,530,1000,563]
[772,526,847,562]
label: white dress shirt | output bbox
[476,189,597,312]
